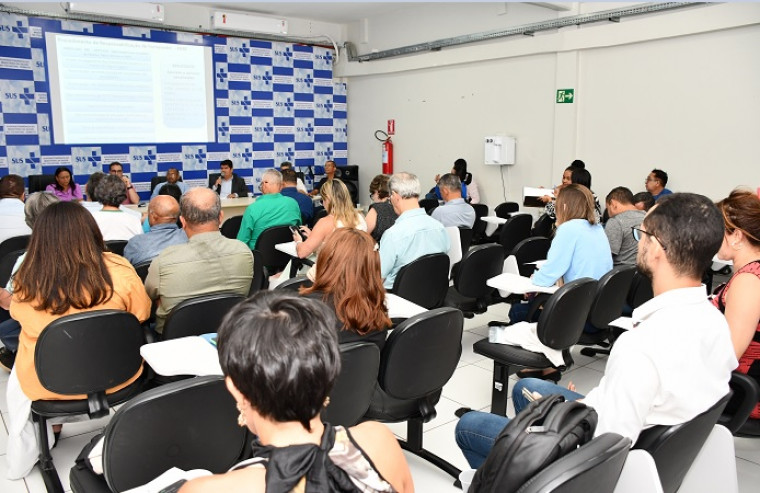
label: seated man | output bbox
[0,174,31,244]
[124,196,188,265]
[455,193,737,468]
[279,161,308,194]
[211,159,249,198]
[379,172,450,289]
[145,188,253,334]
[109,162,140,205]
[645,169,673,201]
[604,186,646,265]
[431,173,476,228]
[151,167,188,198]
[237,169,302,249]
[633,191,655,212]
[280,168,314,224]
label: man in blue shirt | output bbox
[431,173,476,228]
[280,168,313,225]
[380,172,450,289]
[645,169,673,201]
[151,167,188,198]
[124,196,188,265]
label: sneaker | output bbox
[0,347,16,372]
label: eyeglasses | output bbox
[631,227,667,250]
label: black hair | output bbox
[570,167,592,189]
[52,166,78,193]
[606,186,634,205]
[570,159,586,169]
[643,193,724,279]
[633,191,655,211]
[453,158,472,185]
[651,169,668,187]
[158,183,182,204]
[217,291,341,431]
[221,159,233,168]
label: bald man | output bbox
[124,195,188,265]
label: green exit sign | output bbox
[556,89,574,103]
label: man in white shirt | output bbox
[455,193,737,468]
[431,173,476,228]
[0,175,32,244]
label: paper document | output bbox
[523,187,553,198]
[487,272,559,295]
[274,241,298,257]
[123,467,211,493]
[140,336,222,377]
[386,293,426,319]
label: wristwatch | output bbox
[127,186,134,190]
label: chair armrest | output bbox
[720,371,760,434]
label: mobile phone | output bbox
[290,225,306,241]
[158,479,187,493]
[522,387,542,402]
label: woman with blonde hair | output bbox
[293,179,366,259]
[301,228,391,350]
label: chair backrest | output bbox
[499,214,533,254]
[392,252,450,309]
[28,174,56,193]
[511,236,551,277]
[536,278,598,350]
[254,225,295,274]
[516,433,630,493]
[453,244,504,300]
[132,260,152,283]
[418,198,439,215]
[249,249,268,294]
[102,376,247,492]
[311,206,328,227]
[35,310,144,398]
[162,292,245,340]
[458,227,474,254]
[322,342,381,427]
[587,265,636,330]
[532,213,556,238]
[632,393,732,493]
[494,201,519,219]
[0,234,31,260]
[208,173,221,189]
[105,240,128,256]
[378,308,463,400]
[718,371,760,435]
[626,270,654,310]
[471,203,489,241]
[0,248,25,288]
[150,175,167,191]
[274,276,313,291]
[220,215,243,239]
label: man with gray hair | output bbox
[431,173,476,228]
[379,172,450,289]
[237,169,302,249]
[123,195,188,265]
[145,188,253,333]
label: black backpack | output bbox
[468,394,598,493]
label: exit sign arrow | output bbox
[556,89,575,104]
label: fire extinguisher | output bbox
[375,130,393,174]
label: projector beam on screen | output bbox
[46,33,214,145]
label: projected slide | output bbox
[46,33,215,145]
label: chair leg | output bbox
[398,420,461,479]
[490,362,511,416]
[34,414,64,493]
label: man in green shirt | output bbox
[237,169,302,249]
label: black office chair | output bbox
[208,173,221,189]
[511,236,552,278]
[254,225,296,275]
[132,260,152,283]
[69,376,248,493]
[514,433,630,493]
[532,213,556,238]
[162,292,245,340]
[249,249,268,294]
[718,371,760,436]
[445,244,504,317]
[494,201,519,219]
[363,307,464,478]
[392,252,450,309]
[458,226,474,254]
[28,174,56,193]
[632,393,732,493]
[470,203,490,244]
[149,175,184,193]
[274,276,313,291]
[623,269,654,316]
[31,310,147,493]
[311,206,328,228]
[498,213,533,255]
[322,342,380,427]
[0,234,30,260]
[0,248,25,288]
[578,265,637,358]
[473,278,598,415]
[220,215,243,239]
[105,240,128,257]
[418,198,439,215]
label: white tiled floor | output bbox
[1,301,759,492]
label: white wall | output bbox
[339,3,760,206]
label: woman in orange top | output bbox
[10,201,151,401]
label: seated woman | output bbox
[293,179,366,259]
[509,184,612,380]
[180,291,412,493]
[300,228,391,351]
[713,189,760,421]
[541,161,601,220]
[91,174,144,241]
[7,201,150,478]
[366,174,398,243]
[45,166,83,202]
[453,158,480,204]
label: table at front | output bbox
[125,196,255,225]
